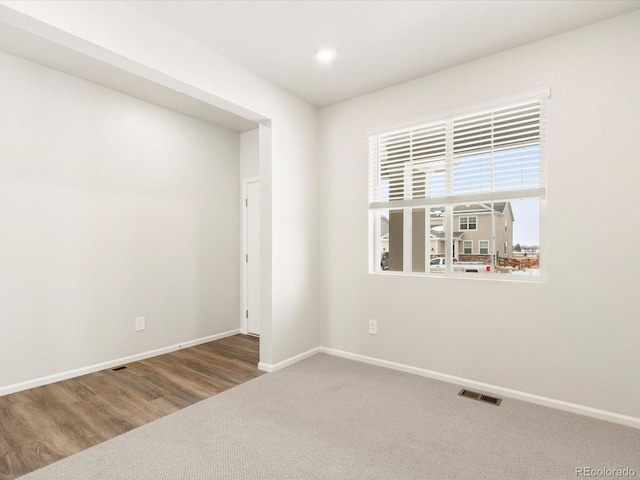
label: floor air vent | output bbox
[111,361,143,372]
[458,389,502,406]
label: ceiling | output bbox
[128,0,640,108]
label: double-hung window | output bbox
[459,216,477,230]
[369,89,548,278]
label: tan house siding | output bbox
[388,210,404,271]
[494,203,514,258]
[454,203,514,260]
[458,212,492,254]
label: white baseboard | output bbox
[319,347,640,430]
[0,329,241,397]
[258,346,321,373]
[6,334,638,430]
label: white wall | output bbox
[240,129,260,180]
[0,51,241,389]
[318,11,640,419]
[0,1,320,369]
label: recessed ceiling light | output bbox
[315,48,336,63]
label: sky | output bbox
[510,199,539,247]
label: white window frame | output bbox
[479,240,489,255]
[368,88,549,281]
[459,216,477,231]
[462,240,473,255]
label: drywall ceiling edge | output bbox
[0,6,264,133]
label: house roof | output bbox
[444,202,514,222]
[430,230,464,240]
[493,202,507,213]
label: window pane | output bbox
[494,145,541,192]
[505,199,540,276]
[459,215,478,230]
[429,206,446,273]
[412,123,447,199]
[454,203,495,274]
[453,151,492,195]
[376,209,403,272]
[376,210,389,271]
[412,208,426,273]
[388,210,404,271]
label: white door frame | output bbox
[241,176,260,334]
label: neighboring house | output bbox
[383,202,514,271]
[445,202,514,262]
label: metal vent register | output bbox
[111,361,143,372]
[458,389,503,406]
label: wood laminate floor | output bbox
[0,334,262,479]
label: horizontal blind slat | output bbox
[369,98,545,206]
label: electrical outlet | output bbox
[135,316,145,331]
[368,319,377,335]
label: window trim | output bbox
[479,240,489,255]
[462,240,473,255]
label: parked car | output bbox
[429,257,447,273]
[429,257,492,273]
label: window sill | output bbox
[370,270,546,283]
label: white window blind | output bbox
[369,93,547,209]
